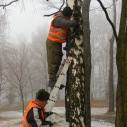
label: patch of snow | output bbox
[53,107,109,115]
[0,118,22,127]
[0,111,23,118]
[0,107,115,127]
[92,120,115,127]
[52,107,65,114]
[91,108,108,115]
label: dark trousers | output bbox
[46,38,63,81]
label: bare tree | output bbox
[0,9,8,103]
[108,0,116,112]
[90,8,112,99]
[3,38,33,116]
[97,0,127,126]
[30,25,49,91]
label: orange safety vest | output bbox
[22,100,44,127]
[48,15,68,43]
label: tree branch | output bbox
[0,0,18,9]
[97,0,119,43]
[44,0,65,17]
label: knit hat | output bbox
[62,7,73,17]
[36,89,50,101]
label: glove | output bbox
[51,120,54,123]
[50,120,54,126]
[53,112,58,115]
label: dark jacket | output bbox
[53,12,77,28]
[22,100,53,127]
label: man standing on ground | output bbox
[22,89,55,127]
[46,6,78,89]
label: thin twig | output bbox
[0,0,18,9]
[90,4,113,11]
[97,0,119,43]
[44,0,65,17]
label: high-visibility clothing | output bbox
[48,15,68,43]
[22,100,44,127]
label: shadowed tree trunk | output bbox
[115,1,127,126]
[108,0,116,112]
[82,0,91,126]
[0,57,2,103]
[109,36,115,112]
[97,0,127,126]
[65,0,91,127]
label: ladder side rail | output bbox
[45,56,72,111]
[49,57,72,99]
[56,59,66,78]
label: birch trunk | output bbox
[65,0,91,126]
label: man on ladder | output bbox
[46,6,78,89]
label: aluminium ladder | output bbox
[45,56,72,112]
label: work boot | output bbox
[48,80,56,88]
[59,84,65,90]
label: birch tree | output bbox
[66,0,91,126]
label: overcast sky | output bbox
[7,0,53,43]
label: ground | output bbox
[91,99,115,124]
[54,99,115,124]
[0,99,116,126]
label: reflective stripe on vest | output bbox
[48,15,68,43]
[50,28,67,33]
[22,121,29,126]
[49,33,66,40]
[22,100,44,127]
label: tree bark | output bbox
[108,0,116,112]
[115,0,127,126]
[97,0,127,126]
[82,0,91,126]
[65,0,91,127]
[109,36,115,112]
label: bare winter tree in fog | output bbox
[30,25,49,91]
[108,0,116,113]
[90,10,111,99]
[3,38,33,116]
[97,0,127,126]
[0,10,8,103]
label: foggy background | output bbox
[0,0,121,103]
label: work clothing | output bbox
[53,12,77,28]
[46,38,63,80]
[36,89,50,101]
[46,11,77,82]
[22,100,53,127]
[62,7,72,17]
[48,15,68,43]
